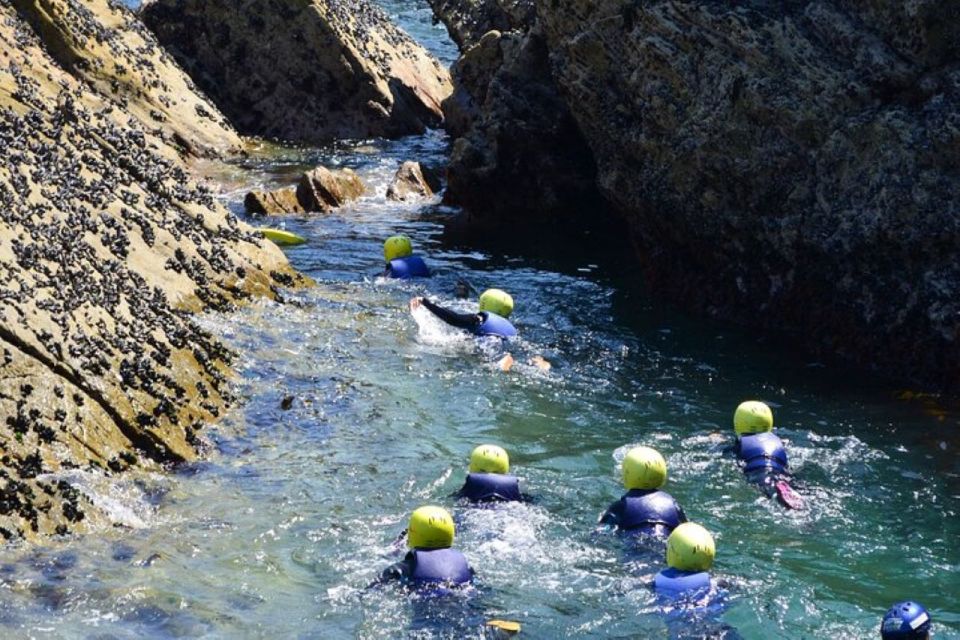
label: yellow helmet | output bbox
[408,505,455,549]
[469,444,510,474]
[384,234,413,262]
[478,289,514,318]
[733,401,774,435]
[622,446,667,490]
[666,523,716,572]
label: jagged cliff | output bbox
[431,0,960,388]
[0,0,302,540]
[142,0,453,144]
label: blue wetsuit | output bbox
[734,433,789,492]
[420,298,516,338]
[386,255,431,279]
[379,548,474,586]
[654,567,712,599]
[599,489,687,536]
[457,473,522,503]
[733,433,803,508]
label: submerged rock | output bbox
[431,0,960,387]
[142,0,453,144]
[0,0,303,540]
[387,161,437,201]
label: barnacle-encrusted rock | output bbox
[142,0,453,143]
[0,0,303,540]
[9,0,241,156]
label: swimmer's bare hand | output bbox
[409,297,423,311]
[530,355,551,371]
[498,353,515,372]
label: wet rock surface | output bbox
[244,188,306,216]
[141,0,453,144]
[297,167,365,213]
[244,167,365,215]
[0,0,303,539]
[432,0,960,387]
[386,161,437,201]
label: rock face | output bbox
[244,167,365,214]
[434,4,605,229]
[142,0,453,144]
[432,0,960,387]
[9,0,240,156]
[426,0,534,48]
[386,161,437,201]
[0,0,302,540]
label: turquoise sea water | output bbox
[3,2,958,638]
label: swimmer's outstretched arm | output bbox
[596,501,622,529]
[410,297,481,331]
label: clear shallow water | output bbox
[5,2,960,639]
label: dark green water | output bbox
[3,2,958,639]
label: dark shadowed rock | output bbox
[142,0,453,144]
[425,0,534,48]
[537,0,960,386]
[430,0,960,387]
[441,25,605,230]
[387,161,436,201]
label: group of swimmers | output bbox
[375,234,936,638]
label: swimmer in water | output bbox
[598,446,687,537]
[729,401,804,510]
[456,445,522,503]
[378,506,474,587]
[410,289,549,372]
[653,522,716,599]
[382,234,431,279]
[881,601,932,639]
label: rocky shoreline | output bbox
[429,0,960,389]
[0,0,458,541]
[0,0,307,540]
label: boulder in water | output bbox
[387,161,438,201]
[244,188,306,216]
[296,167,366,212]
[244,167,365,214]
